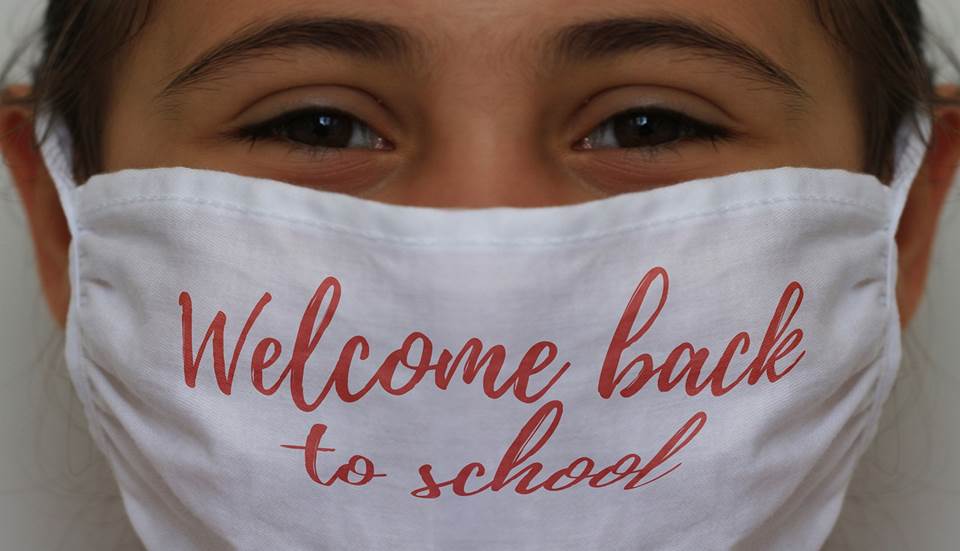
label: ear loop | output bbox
[869,108,935,452]
[884,109,934,314]
[887,109,934,234]
[32,111,110,454]
[34,110,81,237]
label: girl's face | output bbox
[2,0,959,330]
[104,0,864,207]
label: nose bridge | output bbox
[407,122,572,208]
[379,83,598,209]
[360,17,605,209]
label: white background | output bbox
[0,1,958,549]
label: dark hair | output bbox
[811,0,959,181]
[0,0,959,183]
[1,1,153,181]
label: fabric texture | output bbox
[36,110,930,550]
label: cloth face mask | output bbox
[37,110,930,551]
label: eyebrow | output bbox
[547,17,811,107]
[156,17,424,101]
[156,15,811,109]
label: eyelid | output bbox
[573,106,735,150]
[222,84,401,141]
[221,105,394,152]
[231,105,356,137]
[566,85,741,143]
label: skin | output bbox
[1,0,959,330]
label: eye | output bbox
[233,107,393,151]
[574,107,732,151]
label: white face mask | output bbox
[37,110,930,551]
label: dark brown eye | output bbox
[576,107,729,150]
[614,111,686,147]
[282,112,354,148]
[237,107,392,150]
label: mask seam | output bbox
[63,226,111,455]
[855,108,929,485]
[73,194,888,247]
[861,218,902,451]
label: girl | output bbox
[1,1,959,549]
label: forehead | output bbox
[145,0,820,80]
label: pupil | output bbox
[613,112,683,148]
[285,113,353,147]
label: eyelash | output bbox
[228,106,391,159]
[227,105,735,159]
[572,106,736,163]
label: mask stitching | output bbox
[60,227,111,457]
[845,111,930,500]
[74,194,888,248]
[855,216,902,461]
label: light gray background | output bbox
[0,1,958,549]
